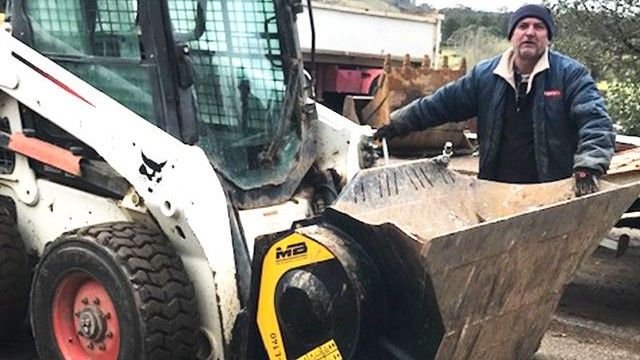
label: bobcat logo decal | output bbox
[139,152,167,183]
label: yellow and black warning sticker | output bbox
[257,233,336,360]
[296,339,343,360]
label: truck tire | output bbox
[30,222,199,360]
[0,209,29,342]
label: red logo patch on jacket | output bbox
[544,90,562,98]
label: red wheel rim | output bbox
[52,272,121,360]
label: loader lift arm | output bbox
[0,0,322,356]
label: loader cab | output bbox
[9,0,315,209]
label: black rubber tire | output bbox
[30,222,200,360]
[0,209,29,342]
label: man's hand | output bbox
[573,168,599,197]
[373,123,400,142]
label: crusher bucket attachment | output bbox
[345,54,474,156]
[246,159,640,360]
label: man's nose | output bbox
[525,25,536,36]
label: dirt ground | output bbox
[2,232,640,359]
[534,230,640,360]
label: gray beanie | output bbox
[507,4,555,40]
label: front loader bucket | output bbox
[324,159,640,359]
[360,55,474,156]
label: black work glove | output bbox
[373,122,401,142]
[573,168,600,197]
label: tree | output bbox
[442,17,461,42]
[550,0,640,134]
[551,0,639,79]
[440,7,510,42]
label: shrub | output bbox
[606,80,640,135]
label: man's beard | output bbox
[517,45,542,61]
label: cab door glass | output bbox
[169,0,300,190]
[24,0,156,122]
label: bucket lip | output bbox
[459,178,639,229]
[330,175,640,242]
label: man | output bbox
[374,4,615,197]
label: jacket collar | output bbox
[493,47,550,94]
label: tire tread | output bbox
[72,222,199,360]
[0,210,29,341]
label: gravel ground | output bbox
[534,230,640,360]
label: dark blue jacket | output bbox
[390,50,615,182]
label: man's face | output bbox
[511,17,549,62]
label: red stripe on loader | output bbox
[11,52,95,107]
[8,132,82,176]
[42,72,95,107]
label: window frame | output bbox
[10,0,186,139]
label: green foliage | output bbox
[550,0,640,134]
[550,0,639,80]
[606,81,640,135]
[440,7,510,42]
[447,25,510,68]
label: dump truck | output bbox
[0,1,637,360]
[296,1,444,111]
[296,1,473,156]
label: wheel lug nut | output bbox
[99,343,106,351]
[81,297,89,305]
[74,312,81,318]
[93,297,100,305]
[105,312,111,320]
[87,342,94,349]
[77,331,84,337]
[106,331,113,338]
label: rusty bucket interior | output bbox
[342,54,475,156]
[325,159,640,359]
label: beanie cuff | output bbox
[507,4,555,40]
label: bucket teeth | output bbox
[361,53,473,156]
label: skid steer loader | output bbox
[0,1,638,360]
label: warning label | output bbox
[296,339,343,360]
